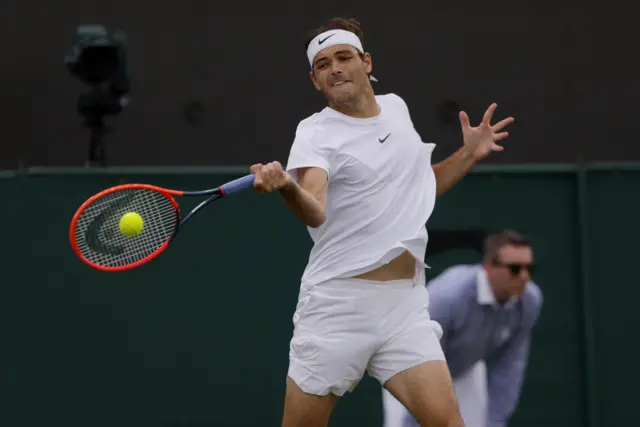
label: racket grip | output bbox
[220,174,255,196]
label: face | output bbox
[485,244,535,300]
[309,44,372,105]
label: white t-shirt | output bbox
[286,93,437,289]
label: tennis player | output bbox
[250,17,515,427]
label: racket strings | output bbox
[73,189,178,268]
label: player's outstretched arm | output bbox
[251,162,327,228]
[432,103,514,197]
[432,147,476,197]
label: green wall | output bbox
[1,165,637,427]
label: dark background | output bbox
[0,1,637,168]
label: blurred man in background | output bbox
[382,229,543,427]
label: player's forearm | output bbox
[432,146,476,197]
[279,181,326,228]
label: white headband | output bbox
[306,29,378,82]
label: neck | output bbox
[484,271,509,305]
[490,284,511,305]
[495,294,510,305]
[328,86,379,118]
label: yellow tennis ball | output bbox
[119,212,144,237]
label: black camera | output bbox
[65,25,131,166]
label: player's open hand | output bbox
[459,103,515,161]
[250,161,293,193]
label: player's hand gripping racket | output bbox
[69,174,255,272]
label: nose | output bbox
[519,268,530,283]
[328,61,345,75]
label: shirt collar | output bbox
[477,267,519,310]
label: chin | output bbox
[330,89,357,104]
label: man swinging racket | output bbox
[250,17,515,427]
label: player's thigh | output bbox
[384,360,463,427]
[282,376,339,427]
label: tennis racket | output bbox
[69,174,255,272]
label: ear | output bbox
[309,70,321,91]
[362,52,373,75]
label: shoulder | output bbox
[427,264,480,301]
[376,92,410,112]
[377,92,421,131]
[429,264,481,286]
[521,281,544,323]
[523,282,543,308]
[295,113,322,137]
[292,113,326,148]
[287,113,335,173]
[294,109,343,143]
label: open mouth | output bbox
[331,80,351,87]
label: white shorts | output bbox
[287,269,445,396]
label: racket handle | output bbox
[220,174,255,196]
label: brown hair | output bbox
[305,17,365,49]
[482,229,531,263]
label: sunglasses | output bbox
[493,261,536,276]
